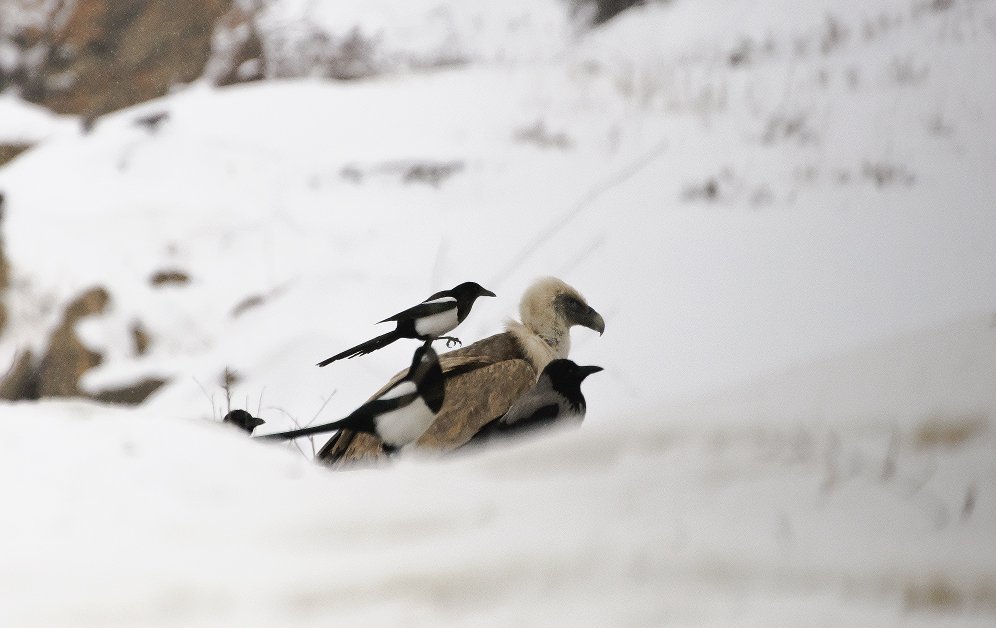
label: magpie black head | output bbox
[408,341,445,412]
[223,409,266,434]
[450,281,496,301]
[553,292,605,335]
[444,282,495,322]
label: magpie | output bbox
[317,281,495,366]
[223,409,265,434]
[260,342,444,454]
[462,359,603,448]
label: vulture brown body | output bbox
[317,332,537,465]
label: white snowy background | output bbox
[0,0,994,625]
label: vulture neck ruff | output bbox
[504,318,567,374]
[505,276,587,374]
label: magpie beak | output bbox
[223,409,265,434]
[462,358,603,448]
[317,281,495,366]
[261,343,444,453]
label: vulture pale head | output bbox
[507,277,605,373]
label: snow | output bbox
[0,0,995,624]
[0,93,76,144]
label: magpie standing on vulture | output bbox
[258,342,444,454]
[317,282,496,366]
[462,359,603,448]
[318,276,605,465]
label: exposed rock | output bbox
[215,19,265,87]
[7,0,232,117]
[1,0,649,119]
[0,287,167,404]
[36,286,110,397]
[0,144,33,168]
[92,377,167,405]
[130,320,150,356]
[0,349,37,400]
[0,190,10,338]
[149,268,189,286]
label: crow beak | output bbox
[579,365,604,379]
[581,306,605,336]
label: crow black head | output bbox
[223,409,265,434]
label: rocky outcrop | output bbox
[0,191,9,338]
[0,286,166,404]
[35,286,109,397]
[0,0,651,121]
[3,0,232,117]
[0,144,32,168]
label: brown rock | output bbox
[92,377,167,404]
[149,268,190,286]
[0,144,33,168]
[36,286,110,397]
[0,189,10,338]
[0,350,37,401]
[22,0,233,116]
[216,20,265,87]
[0,286,168,404]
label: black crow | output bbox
[223,409,265,434]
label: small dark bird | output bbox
[223,409,265,434]
[261,343,444,453]
[317,282,495,366]
[463,359,602,448]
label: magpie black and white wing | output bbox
[377,297,456,324]
[257,366,424,440]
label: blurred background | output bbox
[0,0,994,625]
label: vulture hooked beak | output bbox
[580,305,605,336]
[555,293,605,336]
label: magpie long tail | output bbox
[317,329,402,366]
[255,417,348,441]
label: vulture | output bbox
[317,276,604,465]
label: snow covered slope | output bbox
[0,0,994,624]
[0,352,992,626]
